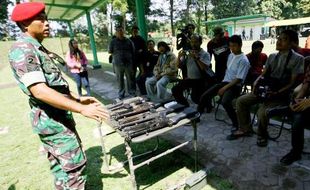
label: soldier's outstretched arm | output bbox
[68,91,102,105]
[29,83,109,121]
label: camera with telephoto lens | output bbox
[176,28,190,50]
[256,85,270,99]
[254,77,272,99]
[178,27,189,36]
[184,50,190,56]
[254,76,283,100]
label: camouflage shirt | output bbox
[9,34,69,109]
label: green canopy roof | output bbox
[29,0,107,68]
[30,0,106,22]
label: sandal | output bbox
[257,136,268,147]
[226,130,253,140]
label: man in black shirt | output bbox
[136,40,160,95]
[109,26,136,99]
[130,25,147,78]
[207,27,231,82]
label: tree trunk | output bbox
[122,14,126,32]
[170,0,175,36]
[196,1,202,35]
[185,0,191,24]
[204,2,208,35]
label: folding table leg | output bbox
[97,121,110,170]
[191,119,198,172]
[125,140,137,190]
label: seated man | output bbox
[230,30,304,146]
[172,34,211,106]
[245,41,268,87]
[198,35,250,132]
[145,41,178,102]
[280,57,310,165]
[136,40,160,95]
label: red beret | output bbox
[11,2,45,22]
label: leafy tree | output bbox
[93,6,109,37]
[0,0,13,40]
[53,22,70,37]
[297,0,310,17]
[257,0,287,19]
[110,0,128,29]
[127,0,151,17]
[0,0,12,23]
[147,20,160,32]
[72,22,89,35]
[210,0,256,19]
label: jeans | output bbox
[236,93,287,137]
[136,73,153,95]
[114,64,136,98]
[71,71,91,96]
[198,82,241,128]
[291,108,310,155]
[145,75,175,101]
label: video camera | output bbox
[178,27,189,35]
[254,77,285,100]
[176,27,191,50]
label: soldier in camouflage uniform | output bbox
[9,2,109,189]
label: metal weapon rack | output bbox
[98,97,200,190]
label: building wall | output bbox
[223,17,274,41]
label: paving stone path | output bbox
[57,68,310,189]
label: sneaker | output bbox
[231,126,238,133]
[280,151,301,165]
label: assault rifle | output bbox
[106,97,146,111]
[117,103,186,129]
[108,100,148,118]
[112,102,159,120]
[122,116,169,139]
[118,107,199,139]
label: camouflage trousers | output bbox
[30,108,87,190]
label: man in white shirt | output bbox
[198,35,250,132]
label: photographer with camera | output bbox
[280,57,310,165]
[172,34,211,106]
[228,30,304,147]
[176,24,195,78]
[176,24,195,51]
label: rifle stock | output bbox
[124,117,169,139]
[106,98,198,139]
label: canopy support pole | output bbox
[135,0,147,40]
[86,11,101,69]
